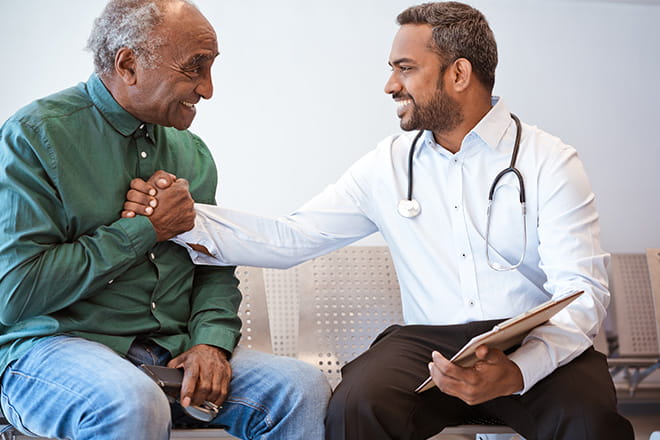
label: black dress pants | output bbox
[325,322,634,440]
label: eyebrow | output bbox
[389,57,416,67]
[188,52,219,65]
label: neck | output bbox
[432,96,493,154]
[99,74,125,106]
[99,74,142,122]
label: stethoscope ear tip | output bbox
[398,199,421,218]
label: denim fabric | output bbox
[1,336,330,440]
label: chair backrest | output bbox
[235,266,272,354]
[609,253,660,357]
[646,248,660,344]
[262,268,301,358]
[295,247,404,388]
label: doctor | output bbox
[124,2,633,439]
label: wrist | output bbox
[203,343,231,361]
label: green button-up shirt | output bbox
[0,74,242,375]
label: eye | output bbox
[183,65,201,76]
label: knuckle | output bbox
[196,383,212,396]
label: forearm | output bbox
[174,198,378,268]
[187,265,243,354]
[0,216,156,324]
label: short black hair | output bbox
[397,2,498,91]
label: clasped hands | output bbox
[121,170,194,241]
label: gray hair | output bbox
[86,0,195,77]
[397,2,498,91]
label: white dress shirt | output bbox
[176,98,610,393]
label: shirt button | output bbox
[150,252,156,260]
[140,151,148,159]
[461,253,467,258]
[468,300,476,307]
[139,124,145,130]
[151,302,156,310]
[108,279,114,284]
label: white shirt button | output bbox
[151,302,156,310]
[108,279,114,284]
[150,252,156,260]
[140,151,147,159]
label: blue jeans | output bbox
[0,336,330,439]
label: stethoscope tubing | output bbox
[401,113,526,270]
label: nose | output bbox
[384,71,401,96]
[196,71,214,100]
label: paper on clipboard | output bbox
[414,290,584,393]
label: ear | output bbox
[114,47,138,86]
[447,58,473,93]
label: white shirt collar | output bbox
[415,97,513,158]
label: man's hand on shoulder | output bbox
[428,345,524,405]
[121,170,195,241]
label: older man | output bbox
[125,2,634,440]
[0,1,329,439]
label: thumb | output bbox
[475,344,490,360]
[149,170,176,189]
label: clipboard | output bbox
[414,290,584,393]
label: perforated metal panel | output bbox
[235,266,272,353]
[297,247,404,388]
[263,267,300,357]
[610,254,659,357]
[646,248,660,348]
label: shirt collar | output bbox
[86,73,155,139]
[415,97,513,158]
[469,96,512,151]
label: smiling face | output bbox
[127,3,218,130]
[384,24,463,134]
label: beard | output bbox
[398,80,463,133]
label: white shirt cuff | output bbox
[508,338,555,394]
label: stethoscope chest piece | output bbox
[397,198,421,218]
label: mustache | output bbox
[393,93,413,101]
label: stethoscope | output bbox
[397,113,526,271]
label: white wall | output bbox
[1,0,659,252]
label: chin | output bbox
[400,120,418,132]
[172,120,194,130]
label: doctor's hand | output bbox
[167,344,232,409]
[121,170,195,241]
[428,345,523,405]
